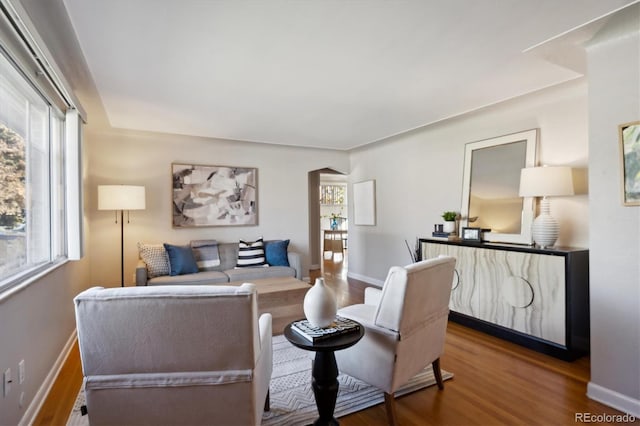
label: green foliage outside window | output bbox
[0,123,26,228]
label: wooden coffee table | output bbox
[228,276,310,334]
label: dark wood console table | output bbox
[419,238,589,360]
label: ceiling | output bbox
[61,0,636,150]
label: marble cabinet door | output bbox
[422,243,480,318]
[422,242,566,346]
[478,249,566,345]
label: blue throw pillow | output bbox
[163,243,199,276]
[264,239,290,267]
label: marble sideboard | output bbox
[419,238,589,360]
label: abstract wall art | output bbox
[172,163,258,227]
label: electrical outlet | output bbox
[18,360,25,384]
[3,368,11,397]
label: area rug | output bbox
[67,334,453,425]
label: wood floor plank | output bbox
[35,252,636,425]
[32,340,82,426]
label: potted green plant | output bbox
[442,211,457,233]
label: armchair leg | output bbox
[383,392,398,426]
[432,358,444,390]
[264,389,270,412]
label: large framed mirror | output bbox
[460,129,538,245]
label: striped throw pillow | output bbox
[236,237,268,268]
[190,240,221,271]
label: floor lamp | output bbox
[98,185,146,286]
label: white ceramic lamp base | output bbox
[532,198,559,248]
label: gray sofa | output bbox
[136,241,302,286]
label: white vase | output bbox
[303,278,337,328]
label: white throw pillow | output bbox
[138,242,170,277]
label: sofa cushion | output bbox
[236,237,268,268]
[190,240,221,271]
[163,243,199,276]
[225,266,296,282]
[264,239,290,267]
[147,270,229,286]
[216,243,239,271]
[138,243,170,278]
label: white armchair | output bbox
[74,283,272,426]
[334,256,456,425]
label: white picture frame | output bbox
[353,180,376,226]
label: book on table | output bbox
[291,316,361,342]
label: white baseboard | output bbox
[20,330,77,426]
[587,381,640,417]
[346,271,384,287]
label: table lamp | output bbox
[98,185,146,286]
[519,166,574,248]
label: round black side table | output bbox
[284,321,364,426]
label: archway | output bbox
[307,168,348,275]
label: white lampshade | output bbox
[519,166,574,197]
[98,185,146,210]
[518,166,573,248]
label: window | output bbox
[320,184,346,205]
[0,50,67,289]
[51,113,66,258]
[320,183,347,231]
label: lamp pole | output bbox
[119,209,125,287]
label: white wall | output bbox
[585,7,640,416]
[0,260,90,425]
[347,79,589,283]
[86,128,349,285]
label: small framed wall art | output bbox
[353,180,376,225]
[619,121,640,206]
[172,163,258,227]
[461,227,482,242]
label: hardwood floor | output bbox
[32,339,82,426]
[35,251,634,425]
